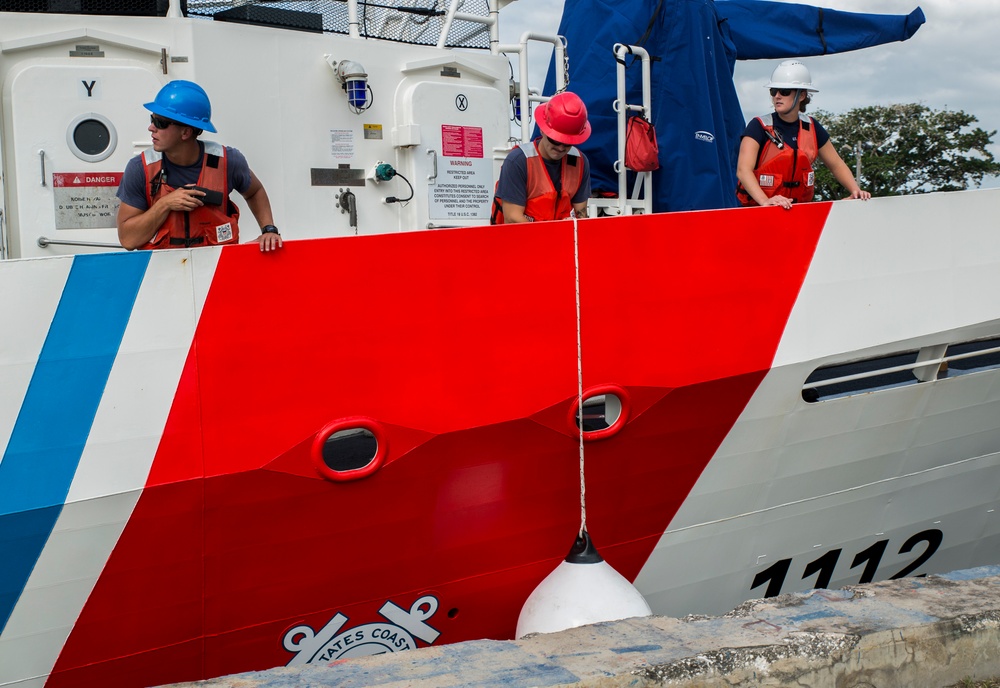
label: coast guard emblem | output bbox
[214,222,233,243]
[282,595,441,664]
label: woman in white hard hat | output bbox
[736,60,870,209]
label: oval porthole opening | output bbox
[568,385,630,441]
[576,394,621,432]
[311,418,387,482]
[323,428,378,472]
[66,113,118,163]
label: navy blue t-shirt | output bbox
[495,144,591,207]
[742,113,830,152]
[116,142,252,210]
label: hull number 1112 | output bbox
[750,529,943,598]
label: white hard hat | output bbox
[766,60,818,93]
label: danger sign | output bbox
[52,171,122,229]
[53,172,122,187]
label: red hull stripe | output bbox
[51,204,829,686]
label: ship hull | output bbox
[2,190,1000,686]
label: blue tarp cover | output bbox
[542,0,924,212]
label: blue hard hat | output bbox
[144,80,217,133]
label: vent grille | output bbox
[803,337,1000,402]
[0,1,493,48]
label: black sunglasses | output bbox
[546,135,570,148]
[769,88,795,97]
[150,114,179,130]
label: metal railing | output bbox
[37,237,124,250]
[438,0,498,49]
[496,32,568,144]
[612,43,652,216]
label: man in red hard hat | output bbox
[492,91,592,224]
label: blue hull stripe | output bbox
[0,251,150,634]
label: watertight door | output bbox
[394,69,508,229]
[0,114,7,260]
[5,63,162,258]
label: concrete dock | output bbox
[170,566,1000,687]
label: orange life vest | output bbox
[141,141,240,249]
[491,141,584,224]
[737,113,818,206]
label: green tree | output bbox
[811,104,1000,200]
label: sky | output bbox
[498,0,1000,187]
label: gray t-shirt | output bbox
[116,142,252,210]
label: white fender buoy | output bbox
[516,531,652,638]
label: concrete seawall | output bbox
[170,566,1000,687]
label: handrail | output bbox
[438,0,497,49]
[348,0,360,39]
[38,237,124,250]
[612,43,652,216]
[496,32,568,143]
[488,0,500,53]
[427,149,438,182]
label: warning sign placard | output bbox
[52,172,122,230]
[428,156,492,221]
[441,125,484,158]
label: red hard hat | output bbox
[536,92,591,145]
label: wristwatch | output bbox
[261,225,280,235]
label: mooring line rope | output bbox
[573,214,586,537]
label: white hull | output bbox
[0,4,997,687]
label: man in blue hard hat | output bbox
[116,80,282,252]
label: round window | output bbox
[67,113,118,162]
